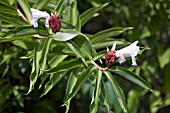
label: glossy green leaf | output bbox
[80,3,108,26]
[17,0,32,23]
[93,40,126,49]
[64,66,94,104]
[51,31,81,41]
[48,55,68,68]
[46,59,83,74]
[0,26,48,42]
[109,66,152,91]
[70,0,81,31]
[64,71,78,113]
[100,79,110,112]
[0,1,11,6]
[53,0,70,15]
[65,41,86,65]
[40,38,52,70]
[0,5,18,15]
[90,27,133,44]
[33,0,50,10]
[27,40,43,94]
[40,71,67,97]
[104,71,127,113]
[0,13,28,26]
[71,34,93,59]
[90,70,102,113]
[39,55,67,89]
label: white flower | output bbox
[30,8,50,28]
[112,41,140,66]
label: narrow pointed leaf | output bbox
[51,31,80,41]
[70,0,81,31]
[64,66,94,103]
[104,71,128,113]
[65,41,86,65]
[90,27,133,44]
[71,34,93,59]
[17,0,32,23]
[109,66,152,91]
[40,38,52,70]
[80,3,108,26]
[46,59,83,73]
[64,71,78,113]
[100,79,110,112]
[33,0,50,10]
[27,40,43,93]
[90,70,102,113]
[40,71,67,97]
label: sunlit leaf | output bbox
[40,71,67,97]
[46,59,83,74]
[90,70,102,113]
[104,71,127,113]
[80,3,108,26]
[27,39,43,93]
[64,66,94,104]
[109,66,152,91]
[90,27,133,44]
[33,0,50,10]
[17,0,32,23]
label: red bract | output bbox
[49,14,61,33]
[105,50,116,67]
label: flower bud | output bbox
[105,50,116,67]
[49,14,61,33]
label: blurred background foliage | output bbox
[0,0,170,113]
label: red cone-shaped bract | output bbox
[49,14,61,33]
[105,50,116,67]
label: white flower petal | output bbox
[107,47,109,52]
[130,55,137,66]
[118,54,125,64]
[30,8,50,28]
[111,42,116,50]
[116,41,140,65]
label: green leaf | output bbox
[40,71,67,97]
[90,70,102,113]
[0,1,11,6]
[27,40,43,94]
[100,79,110,112]
[158,48,170,69]
[65,41,86,65]
[46,59,83,74]
[53,0,70,15]
[51,31,81,41]
[90,27,133,44]
[0,26,48,42]
[64,71,78,113]
[127,89,139,113]
[0,5,18,15]
[39,55,67,89]
[93,40,126,49]
[71,34,93,59]
[48,55,68,68]
[64,66,95,104]
[0,12,28,26]
[33,0,50,10]
[104,71,127,113]
[109,66,152,91]
[17,0,32,23]
[40,38,52,70]
[80,3,108,26]
[70,0,81,31]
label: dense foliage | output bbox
[0,0,169,113]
